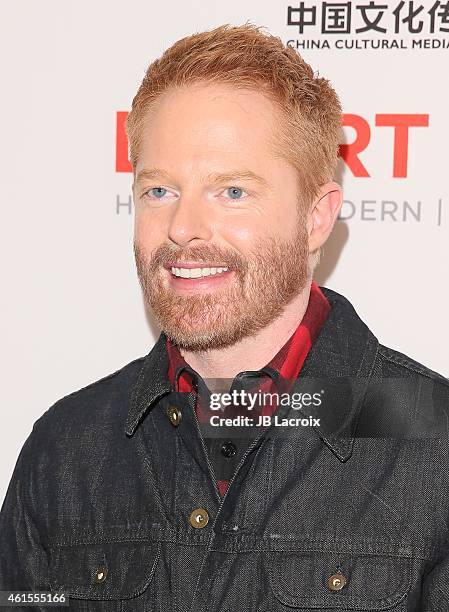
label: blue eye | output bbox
[149,187,167,198]
[226,187,245,199]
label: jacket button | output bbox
[189,508,209,528]
[220,441,237,458]
[167,405,182,426]
[93,566,108,584]
[327,572,347,591]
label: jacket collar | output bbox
[125,286,379,462]
[297,286,379,461]
[125,331,173,437]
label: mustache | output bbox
[135,241,247,273]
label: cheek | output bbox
[273,207,298,236]
[219,212,286,250]
[219,220,258,252]
[134,210,166,248]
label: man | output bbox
[1,22,448,612]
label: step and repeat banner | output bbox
[1,0,448,502]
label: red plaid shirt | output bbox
[166,280,331,497]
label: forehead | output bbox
[135,83,281,173]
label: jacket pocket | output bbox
[48,539,161,611]
[267,549,413,610]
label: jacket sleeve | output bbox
[421,548,449,610]
[421,383,449,610]
[0,425,50,600]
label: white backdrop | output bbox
[1,0,448,504]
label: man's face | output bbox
[133,83,311,351]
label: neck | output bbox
[179,279,313,380]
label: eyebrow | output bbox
[135,167,269,188]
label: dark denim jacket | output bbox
[1,286,449,611]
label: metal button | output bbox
[327,572,347,591]
[189,508,209,528]
[93,566,108,584]
[220,441,237,458]
[167,405,182,427]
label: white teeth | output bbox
[170,266,229,278]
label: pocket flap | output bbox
[49,540,161,600]
[268,550,413,610]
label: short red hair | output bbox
[126,22,342,209]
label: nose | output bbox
[167,194,213,247]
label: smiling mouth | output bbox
[169,265,229,279]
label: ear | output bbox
[307,181,343,254]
